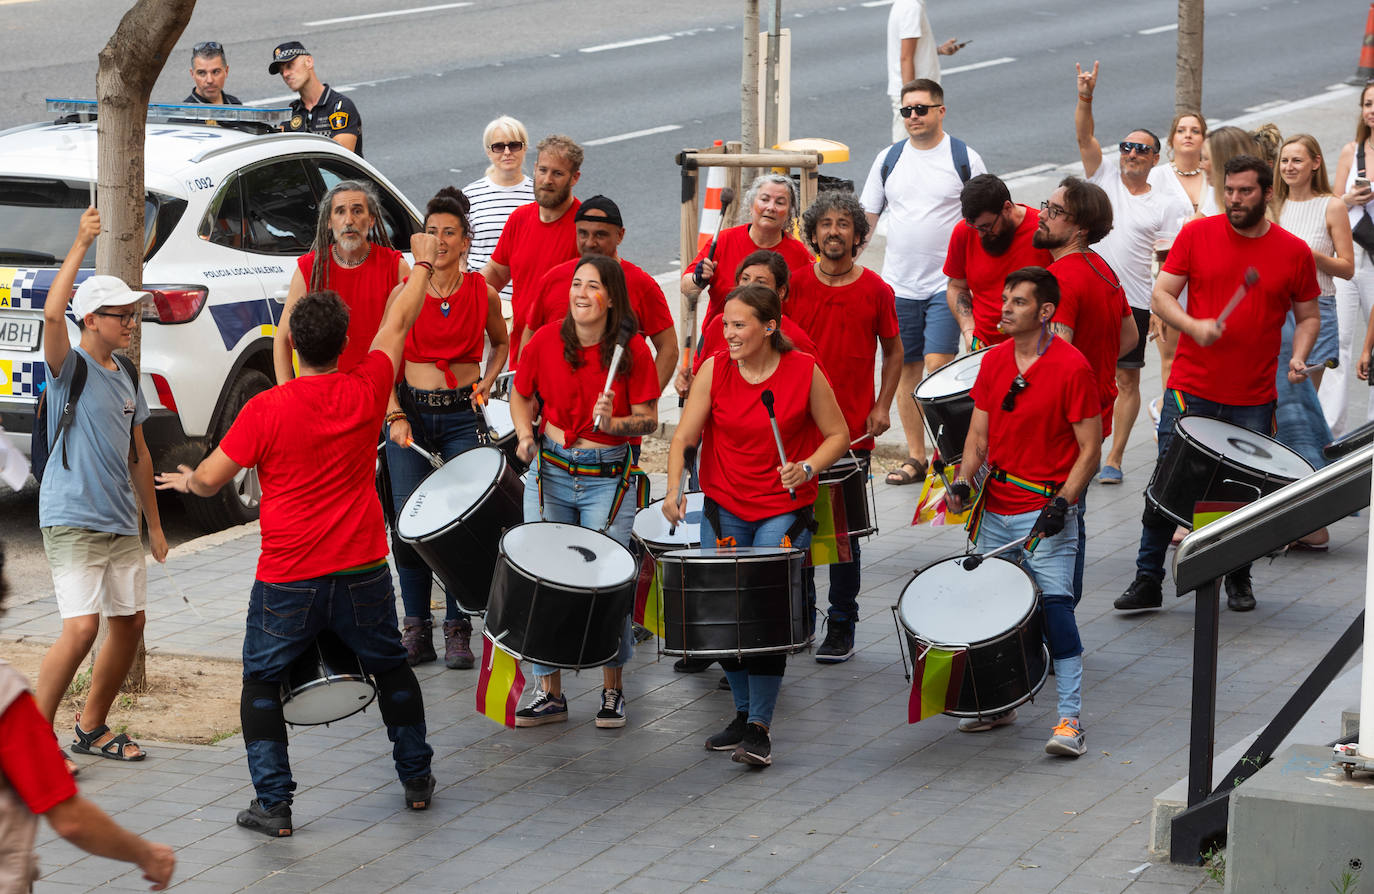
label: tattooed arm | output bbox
[947,277,976,347]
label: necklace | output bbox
[1172,163,1202,177]
[429,271,461,315]
[332,243,371,268]
[816,262,856,282]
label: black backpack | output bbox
[30,352,138,484]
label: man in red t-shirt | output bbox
[788,190,902,663]
[946,266,1100,758]
[944,174,1053,349]
[158,234,443,837]
[522,195,679,389]
[484,134,584,365]
[275,180,408,383]
[1117,156,1321,615]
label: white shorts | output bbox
[42,526,147,619]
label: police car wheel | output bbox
[184,368,272,532]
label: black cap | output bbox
[268,41,309,74]
[575,195,623,228]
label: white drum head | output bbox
[484,398,515,437]
[397,446,505,539]
[898,557,1036,645]
[913,349,986,401]
[1176,416,1312,479]
[633,492,704,549]
[502,522,635,587]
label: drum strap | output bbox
[965,467,1061,548]
[536,446,648,533]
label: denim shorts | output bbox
[894,292,960,362]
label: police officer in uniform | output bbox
[268,41,363,156]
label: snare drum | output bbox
[912,349,988,464]
[1147,415,1313,528]
[281,630,377,726]
[895,556,1047,718]
[484,522,637,669]
[632,492,704,555]
[480,397,526,472]
[819,456,876,539]
[396,446,524,614]
[658,547,807,657]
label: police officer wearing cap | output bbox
[270,41,363,155]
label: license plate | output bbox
[0,315,41,351]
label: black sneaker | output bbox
[717,674,731,691]
[673,656,715,674]
[731,722,772,767]
[1225,574,1256,612]
[403,773,436,810]
[237,799,292,837]
[514,690,568,727]
[815,623,855,663]
[706,712,748,751]
[595,688,626,729]
[1113,575,1163,612]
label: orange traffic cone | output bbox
[1353,3,1374,83]
[697,141,727,253]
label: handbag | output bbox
[1351,146,1374,261]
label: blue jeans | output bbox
[242,566,433,806]
[975,506,1083,719]
[1275,311,1332,470]
[525,439,635,678]
[386,401,482,620]
[1136,390,1275,582]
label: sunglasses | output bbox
[1119,141,1157,156]
[899,103,943,118]
[489,141,525,154]
[1039,199,1071,221]
[1001,375,1029,412]
[94,310,139,327]
[193,41,223,55]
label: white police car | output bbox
[0,101,422,529]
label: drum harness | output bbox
[965,466,1063,552]
[536,444,650,533]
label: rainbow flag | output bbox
[809,483,853,566]
[908,645,967,723]
[1192,500,1247,530]
[632,549,665,639]
[913,467,971,527]
[475,632,525,727]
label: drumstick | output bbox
[594,317,638,432]
[760,389,796,500]
[1300,357,1339,374]
[406,440,444,470]
[680,187,737,408]
[1215,267,1260,324]
[961,537,1025,571]
[669,445,697,535]
[159,561,204,619]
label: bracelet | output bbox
[1078,93,1093,102]
[385,410,407,424]
[413,260,434,274]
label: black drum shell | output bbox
[819,457,876,539]
[280,629,377,726]
[918,393,974,466]
[658,548,807,657]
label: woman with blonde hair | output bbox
[464,115,535,303]
[1326,84,1374,436]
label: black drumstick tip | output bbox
[761,389,775,413]
[961,555,983,571]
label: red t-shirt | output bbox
[786,265,900,450]
[943,205,1054,347]
[491,199,581,365]
[689,225,812,338]
[1049,252,1132,438]
[514,323,660,447]
[403,272,489,387]
[1164,216,1321,405]
[220,351,392,582]
[296,245,403,373]
[970,337,1099,514]
[693,312,819,373]
[699,349,824,521]
[0,691,77,813]
[526,257,675,342]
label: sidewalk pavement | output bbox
[7,86,1372,894]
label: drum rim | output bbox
[1173,413,1313,473]
[896,554,1041,646]
[397,446,512,541]
[659,546,805,564]
[280,674,377,725]
[912,347,988,401]
[485,631,622,669]
[498,522,638,588]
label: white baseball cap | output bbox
[71,275,150,319]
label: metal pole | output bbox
[1360,448,1374,758]
[763,0,781,149]
[1186,578,1221,806]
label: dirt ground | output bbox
[3,639,241,746]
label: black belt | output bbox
[402,383,474,412]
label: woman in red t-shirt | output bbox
[509,255,660,729]
[664,284,848,767]
[383,187,509,671]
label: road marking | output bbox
[1138,23,1178,35]
[584,125,682,146]
[0,0,41,5]
[1001,163,1058,180]
[860,1,895,6]
[942,57,1015,76]
[305,2,472,27]
[581,35,673,53]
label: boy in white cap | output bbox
[34,207,168,769]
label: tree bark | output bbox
[741,0,761,186]
[1175,0,1204,114]
[96,0,197,691]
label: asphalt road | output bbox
[0,0,1363,596]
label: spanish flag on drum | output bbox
[476,633,525,728]
[908,645,967,723]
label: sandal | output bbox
[885,457,927,486]
[72,722,145,762]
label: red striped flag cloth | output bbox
[908,645,967,723]
[475,632,525,727]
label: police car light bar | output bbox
[46,99,291,127]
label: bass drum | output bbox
[1147,415,1313,528]
[819,455,876,539]
[912,349,988,465]
[396,446,524,614]
[658,547,807,657]
[281,630,377,726]
[896,556,1047,719]
[485,522,637,669]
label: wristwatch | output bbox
[802,462,814,481]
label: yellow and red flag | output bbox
[476,632,525,727]
[809,482,853,566]
[908,645,967,723]
[632,549,665,639]
[1192,500,1247,530]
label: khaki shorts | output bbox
[42,526,147,619]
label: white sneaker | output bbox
[1045,717,1086,757]
[957,709,1017,732]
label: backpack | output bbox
[30,352,138,485]
[877,135,972,212]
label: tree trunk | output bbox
[96,0,197,691]
[1175,0,1204,114]
[741,0,761,186]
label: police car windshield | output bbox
[0,177,155,267]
